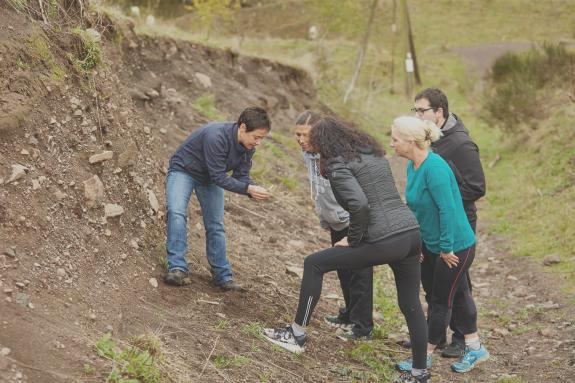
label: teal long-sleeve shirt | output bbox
[406,151,475,254]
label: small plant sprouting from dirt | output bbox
[213,354,250,369]
[242,322,263,338]
[16,57,30,70]
[215,319,230,330]
[71,28,102,74]
[83,362,95,376]
[94,332,165,383]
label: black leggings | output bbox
[421,244,478,345]
[331,227,374,336]
[449,219,477,344]
[294,229,428,369]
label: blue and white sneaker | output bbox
[261,326,307,354]
[451,345,489,373]
[395,354,432,372]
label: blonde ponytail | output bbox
[391,116,443,149]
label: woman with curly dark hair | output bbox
[262,117,430,383]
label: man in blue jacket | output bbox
[164,107,271,290]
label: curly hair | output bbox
[309,117,384,163]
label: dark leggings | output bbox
[331,227,374,336]
[449,219,477,344]
[294,229,428,369]
[421,244,478,345]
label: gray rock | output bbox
[0,347,10,356]
[148,189,159,213]
[89,151,114,164]
[285,265,303,279]
[118,142,138,168]
[2,248,16,258]
[149,278,158,288]
[543,254,561,266]
[6,164,27,183]
[83,175,105,207]
[56,268,66,277]
[494,327,510,337]
[144,89,160,99]
[539,327,558,338]
[15,292,30,306]
[195,72,212,88]
[287,239,305,249]
[104,204,124,218]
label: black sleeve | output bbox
[449,142,486,203]
[326,161,369,247]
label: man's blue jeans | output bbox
[165,169,233,284]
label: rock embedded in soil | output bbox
[104,204,124,218]
[2,248,16,258]
[6,164,27,184]
[89,151,114,164]
[83,175,105,207]
[543,254,561,266]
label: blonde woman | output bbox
[390,116,489,374]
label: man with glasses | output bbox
[411,88,486,358]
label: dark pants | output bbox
[295,229,428,369]
[449,219,477,344]
[421,244,478,345]
[330,227,374,336]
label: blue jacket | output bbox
[169,122,255,195]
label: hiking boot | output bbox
[441,340,465,358]
[324,314,353,331]
[451,345,489,373]
[214,280,244,292]
[395,355,432,372]
[394,371,431,382]
[261,325,306,354]
[164,269,191,286]
[337,329,373,342]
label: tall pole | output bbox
[403,0,421,85]
[343,0,379,104]
[389,0,397,94]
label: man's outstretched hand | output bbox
[247,185,271,201]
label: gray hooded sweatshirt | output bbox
[302,152,350,231]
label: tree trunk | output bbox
[343,0,379,104]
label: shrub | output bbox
[484,43,575,130]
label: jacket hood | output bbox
[441,113,469,137]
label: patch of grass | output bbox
[93,332,165,383]
[6,0,27,10]
[497,376,526,383]
[16,57,29,70]
[71,28,102,73]
[279,176,297,190]
[242,322,262,338]
[348,342,397,382]
[192,93,225,121]
[215,319,230,330]
[83,362,95,376]
[27,30,65,81]
[249,342,260,353]
[213,354,249,369]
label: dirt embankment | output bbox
[0,5,361,382]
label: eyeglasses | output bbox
[410,107,434,114]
